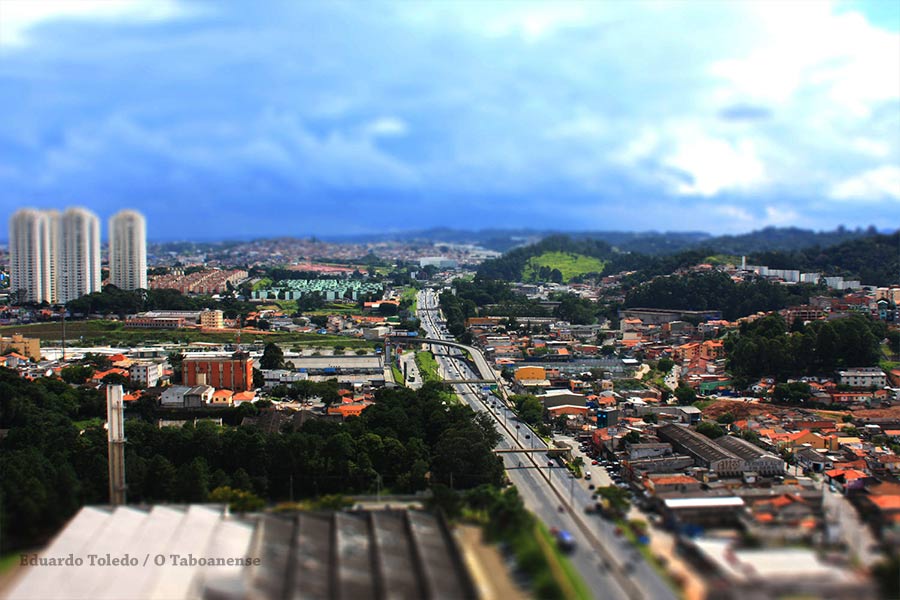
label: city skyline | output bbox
[1,1,898,238]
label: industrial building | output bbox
[657,424,744,476]
[183,352,254,392]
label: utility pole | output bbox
[60,305,66,361]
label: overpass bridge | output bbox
[384,335,506,398]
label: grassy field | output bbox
[251,278,273,291]
[523,252,607,282]
[0,320,373,348]
[400,287,418,313]
[415,350,442,383]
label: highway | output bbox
[414,289,677,600]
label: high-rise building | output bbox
[58,207,101,303]
[8,208,57,303]
[109,209,147,291]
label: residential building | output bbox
[837,367,887,389]
[108,209,147,290]
[8,208,57,303]
[183,351,254,391]
[199,309,224,329]
[129,361,162,388]
[58,207,101,303]
[0,333,41,360]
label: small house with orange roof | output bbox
[824,468,869,493]
[210,389,235,407]
[232,391,256,405]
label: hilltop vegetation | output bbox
[623,271,818,320]
[475,229,897,287]
[748,230,900,287]
[522,251,607,283]
[477,235,614,281]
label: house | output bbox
[796,447,834,473]
[749,494,817,529]
[209,389,234,407]
[644,474,701,495]
[824,468,869,493]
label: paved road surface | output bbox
[416,289,677,600]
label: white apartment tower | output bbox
[109,209,147,290]
[58,207,101,303]
[8,208,57,303]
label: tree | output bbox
[674,384,697,405]
[657,358,675,373]
[697,422,725,439]
[208,486,264,513]
[101,373,129,387]
[260,343,285,370]
[623,431,641,444]
[167,351,184,384]
[60,365,93,385]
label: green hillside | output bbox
[522,251,607,282]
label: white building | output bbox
[129,361,162,388]
[58,207,101,303]
[160,385,190,407]
[838,367,886,389]
[8,208,57,303]
[109,209,147,291]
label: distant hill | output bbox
[748,231,900,287]
[476,229,899,286]
[326,226,875,256]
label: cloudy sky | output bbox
[1,0,898,240]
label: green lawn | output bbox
[251,278,273,291]
[522,252,607,282]
[415,350,442,383]
[400,287,418,313]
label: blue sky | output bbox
[0,0,898,240]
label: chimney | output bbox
[107,385,127,506]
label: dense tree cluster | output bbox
[66,285,255,319]
[438,279,547,342]
[0,375,503,553]
[623,271,816,320]
[726,313,886,383]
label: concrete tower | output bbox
[8,208,58,303]
[106,384,126,506]
[58,207,101,303]
[109,209,147,291]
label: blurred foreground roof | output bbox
[6,504,476,600]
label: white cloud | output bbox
[830,166,900,201]
[364,117,408,138]
[663,134,767,196]
[0,0,185,46]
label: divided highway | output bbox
[414,289,677,600]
